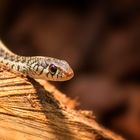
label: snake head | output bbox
[31,57,74,81]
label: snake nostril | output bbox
[65,69,74,78]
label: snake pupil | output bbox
[49,64,57,74]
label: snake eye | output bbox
[49,64,57,75]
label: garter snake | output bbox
[0,40,74,81]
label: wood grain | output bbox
[0,64,124,140]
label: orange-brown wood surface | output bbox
[0,64,124,140]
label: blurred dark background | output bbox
[0,0,140,139]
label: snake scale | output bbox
[0,40,74,81]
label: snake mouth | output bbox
[64,68,74,80]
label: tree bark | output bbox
[0,64,124,140]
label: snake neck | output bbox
[0,41,28,74]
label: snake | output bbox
[0,40,74,81]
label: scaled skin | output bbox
[28,57,74,81]
[0,41,74,81]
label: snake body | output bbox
[0,40,74,81]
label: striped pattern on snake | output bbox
[0,41,74,81]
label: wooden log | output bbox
[0,64,124,140]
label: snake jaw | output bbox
[48,66,74,81]
[43,58,74,81]
[63,67,74,80]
